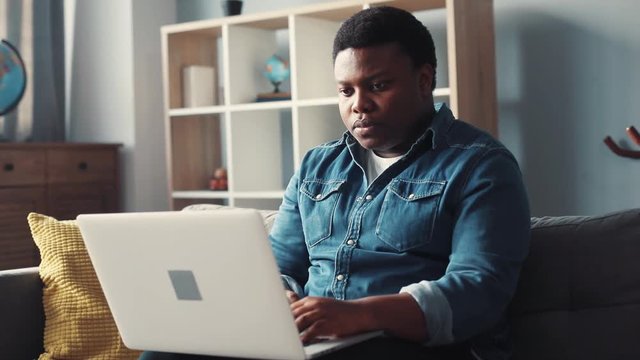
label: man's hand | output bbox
[290,295,373,344]
[285,290,300,304]
[286,292,428,344]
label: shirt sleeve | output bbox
[269,172,310,294]
[402,148,530,344]
[400,280,454,345]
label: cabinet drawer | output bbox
[0,187,45,270]
[48,149,117,184]
[0,150,46,186]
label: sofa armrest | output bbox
[0,267,44,359]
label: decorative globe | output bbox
[263,54,290,93]
[0,39,27,115]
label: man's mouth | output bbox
[353,118,375,130]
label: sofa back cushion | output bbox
[0,267,43,359]
[509,208,640,360]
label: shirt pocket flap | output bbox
[388,179,446,201]
[300,180,346,201]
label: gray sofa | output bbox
[1,208,639,359]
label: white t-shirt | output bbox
[366,149,403,183]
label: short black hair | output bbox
[332,6,437,90]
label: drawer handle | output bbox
[3,163,14,172]
[78,162,89,171]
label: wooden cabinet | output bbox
[0,143,121,270]
[161,0,497,210]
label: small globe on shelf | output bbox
[257,54,290,102]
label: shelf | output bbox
[228,100,293,112]
[173,190,230,199]
[297,97,339,107]
[162,0,497,210]
[169,105,226,117]
[433,87,450,98]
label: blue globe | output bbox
[0,40,27,115]
[263,54,290,93]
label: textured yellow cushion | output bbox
[28,213,140,360]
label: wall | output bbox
[67,0,638,215]
[494,0,640,216]
[69,0,174,211]
[178,0,640,216]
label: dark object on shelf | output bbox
[209,167,228,190]
[222,0,243,16]
[604,126,640,159]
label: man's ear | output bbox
[418,63,434,97]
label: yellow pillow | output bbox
[28,213,141,360]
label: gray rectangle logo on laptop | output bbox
[168,270,203,301]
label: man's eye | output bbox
[339,88,354,96]
[371,82,386,91]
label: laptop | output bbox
[76,209,382,359]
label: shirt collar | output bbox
[341,102,455,157]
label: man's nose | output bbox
[352,90,373,114]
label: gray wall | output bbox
[176,0,640,217]
[494,0,640,216]
[68,0,174,211]
[67,0,639,216]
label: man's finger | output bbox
[285,290,300,304]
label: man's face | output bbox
[334,43,434,158]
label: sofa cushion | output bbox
[182,203,278,231]
[27,213,141,360]
[509,208,640,360]
[0,267,44,359]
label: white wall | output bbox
[69,0,174,211]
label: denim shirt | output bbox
[269,103,530,358]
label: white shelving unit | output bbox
[161,0,497,210]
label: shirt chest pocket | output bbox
[376,179,446,252]
[299,179,345,247]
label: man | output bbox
[142,6,529,360]
[269,6,529,359]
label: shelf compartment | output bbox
[290,14,344,100]
[228,109,293,192]
[166,30,223,109]
[224,19,291,105]
[294,104,344,166]
[170,115,224,191]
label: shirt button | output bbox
[346,239,355,246]
[356,196,362,202]
[315,194,322,200]
[365,195,373,201]
[336,274,345,281]
[408,193,415,200]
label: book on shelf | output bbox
[182,65,216,107]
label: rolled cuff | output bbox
[400,280,454,346]
[281,274,305,298]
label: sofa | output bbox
[1,207,639,360]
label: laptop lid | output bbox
[78,210,382,359]
[77,210,308,360]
